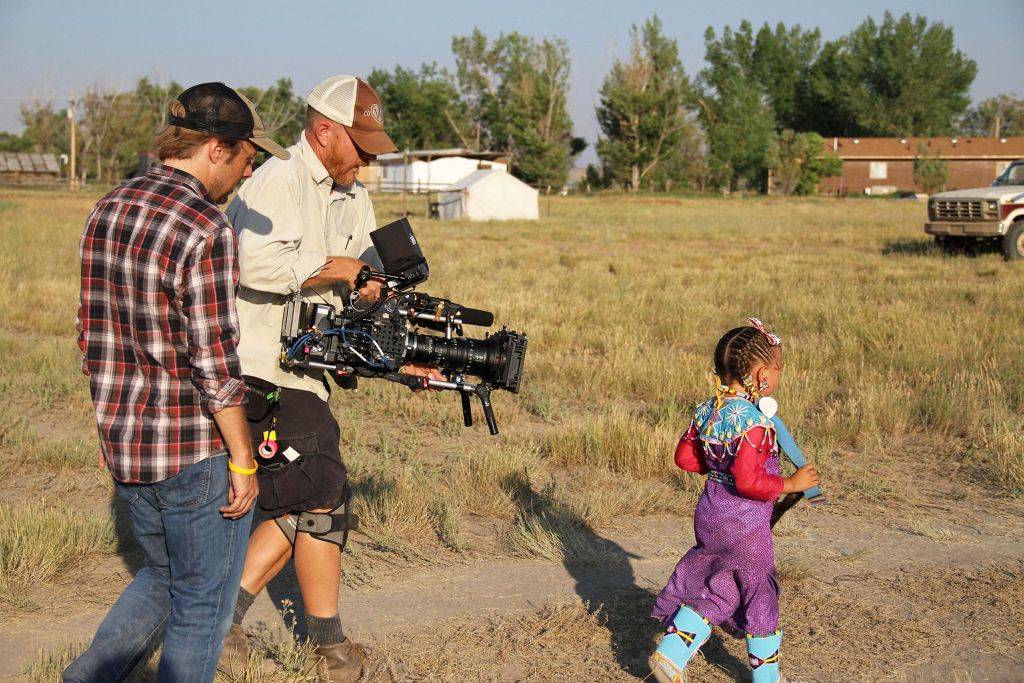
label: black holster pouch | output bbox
[243,376,347,516]
[257,452,347,516]
[243,375,279,422]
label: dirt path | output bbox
[2,498,1023,682]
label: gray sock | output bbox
[306,613,345,646]
[233,587,256,626]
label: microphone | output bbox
[458,307,494,327]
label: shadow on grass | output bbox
[881,238,937,256]
[700,632,751,680]
[503,471,748,679]
[883,237,1001,257]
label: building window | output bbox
[869,162,888,179]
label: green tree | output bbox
[595,15,692,192]
[451,28,499,151]
[959,94,1024,137]
[78,87,155,182]
[697,22,777,190]
[798,134,842,195]
[368,64,468,150]
[767,130,841,195]
[646,115,709,192]
[0,132,31,152]
[806,12,976,136]
[237,78,305,148]
[584,163,612,190]
[451,29,580,186]
[914,143,949,194]
[13,78,305,183]
[19,100,70,156]
[132,77,181,135]
[749,22,822,131]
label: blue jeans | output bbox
[63,454,252,683]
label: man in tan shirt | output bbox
[222,75,401,681]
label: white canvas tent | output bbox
[365,148,508,192]
[436,170,539,221]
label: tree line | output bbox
[2,78,307,186]
[4,11,1021,194]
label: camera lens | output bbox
[405,329,526,392]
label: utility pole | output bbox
[401,148,408,216]
[68,94,78,190]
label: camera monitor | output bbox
[370,217,429,289]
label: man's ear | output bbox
[312,120,331,148]
[207,138,228,164]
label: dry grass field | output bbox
[0,186,1022,682]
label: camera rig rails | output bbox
[279,218,528,435]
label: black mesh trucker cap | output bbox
[168,82,289,160]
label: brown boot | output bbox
[313,638,369,683]
[216,623,251,680]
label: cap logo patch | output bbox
[366,104,383,124]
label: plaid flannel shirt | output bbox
[78,163,247,483]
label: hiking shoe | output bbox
[313,639,369,683]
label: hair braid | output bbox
[713,324,778,393]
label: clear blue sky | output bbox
[1,0,1020,166]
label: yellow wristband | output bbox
[228,459,258,475]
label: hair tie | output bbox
[747,317,782,346]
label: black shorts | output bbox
[245,377,347,517]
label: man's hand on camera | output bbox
[401,363,445,390]
[303,256,382,302]
[356,278,383,303]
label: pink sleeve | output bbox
[732,426,784,501]
[674,423,708,474]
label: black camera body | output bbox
[279,218,527,434]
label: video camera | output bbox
[279,218,528,435]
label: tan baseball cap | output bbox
[307,76,398,155]
[170,82,290,160]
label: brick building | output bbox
[816,137,1024,195]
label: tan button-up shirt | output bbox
[227,134,382,400]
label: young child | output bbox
[649,318,819,683]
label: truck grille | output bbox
[930,200,983,220]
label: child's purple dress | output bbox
[652,397,784,636]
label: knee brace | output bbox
[746,629,782,683]
[274,485,359,550]
[649,605,711,683]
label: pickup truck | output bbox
[925,160,1024,259]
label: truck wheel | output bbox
[1002,221,1024,260]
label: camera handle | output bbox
[456,383,498,435]
[474,383,498,435]
[388,372,500,435]
[460,392,473,427]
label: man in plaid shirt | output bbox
[66,83,288,683]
